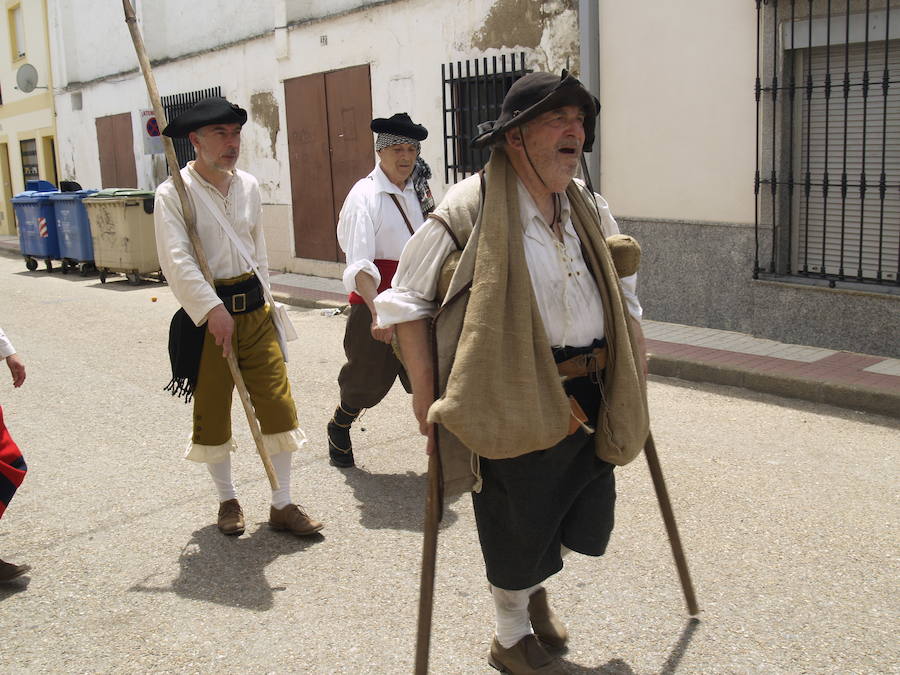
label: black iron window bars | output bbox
[161,86,222,170]
[442,52,530,184]
[755,0,898,287]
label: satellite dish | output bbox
[16,63,39,93]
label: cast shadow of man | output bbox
[339,468,459,532]
[0,575,30,600]
[129,523,323,611]
[557,618,700,674]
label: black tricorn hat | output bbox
[162,96,248,138]
[471,70,599,151]
[370,113,428,141]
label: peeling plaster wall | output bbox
[472,0,578,73]
[250,92,280,160]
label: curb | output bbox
[272,292,347,312]
[649,354,899,419]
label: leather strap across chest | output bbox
[388,194,415,236]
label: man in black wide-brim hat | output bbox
[154,96,323,539]
[376,72,650,673]
[326,112,433,469]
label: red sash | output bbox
[0,406,26,518]
[348,259,399,305]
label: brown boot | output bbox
[269,503,324,536]
[488,635,564,674]
[528,587,568,650]
[0,559,31,582]
[217,499,245,536]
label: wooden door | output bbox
[285,64,374,261]
[96,112,137,188]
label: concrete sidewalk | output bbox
[270,270,900,419]
[4,232,895,418]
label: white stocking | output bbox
[269,451,293,509]
[206,456,236,502]
[491,583,541,648]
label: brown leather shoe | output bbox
[217,499,245,535]
[0,559,31,582]
[528,587,569,650]
[269,503,324,536]
[488,635,564,674]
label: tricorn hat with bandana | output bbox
[471,70,599,151]
[371,113,428,151]
[162,96,248,138]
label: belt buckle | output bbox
[231,293,247,313]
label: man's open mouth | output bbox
[559,147,577,155]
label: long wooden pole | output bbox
[121,0,277,489]
[414,450,440,674]
[644,431,699,615]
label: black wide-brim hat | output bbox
[162,96,248,138]
[471,70,600,151]
[370,112,428,141]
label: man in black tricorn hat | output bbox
[376,72,650,672]
[154,96,323,538]
[326,112,433,468]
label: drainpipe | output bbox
[579,0,600,190]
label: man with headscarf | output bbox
[155,96,323,538]
[375,72,649,673]
[326,113,432,468]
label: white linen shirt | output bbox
[375,177,642,348]
[154,163,269,326]
[0,327,15,359]
[337,163,424,294]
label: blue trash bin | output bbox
[50,190,98,274]
[25,179,57,192]
[12,190,61,271]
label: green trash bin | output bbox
[83,189,160,284]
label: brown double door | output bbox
[95,112,138,188]
[284,64,374,262]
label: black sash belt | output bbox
[216,275,265,314]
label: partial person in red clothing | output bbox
[0,326,29,582]
[326,113,433,468]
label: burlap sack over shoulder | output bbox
[428,150,649,499]
[429,151,571,461]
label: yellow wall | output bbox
[0,0,56,235]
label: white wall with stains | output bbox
[47,0,586,270]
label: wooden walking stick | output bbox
[121,0,277,489]
[644,430,699,615]
[414,326,445,675]
[414,449,441,674]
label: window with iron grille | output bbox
[755,1,899,288]
[161,86,222,169]
[442,53,530,183]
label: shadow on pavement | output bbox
[128,523,323,611]
[561,658,635,673]
[339,468,459,532]
[560,618,699,674]
[0,575,31,600]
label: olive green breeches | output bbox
[192,305,298,446]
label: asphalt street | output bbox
[0,253,897,674]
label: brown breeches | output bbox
[337,303,410,409]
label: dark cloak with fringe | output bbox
[165,309,206,403]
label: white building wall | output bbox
[50,0,579,270]
[598,1,757,225]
